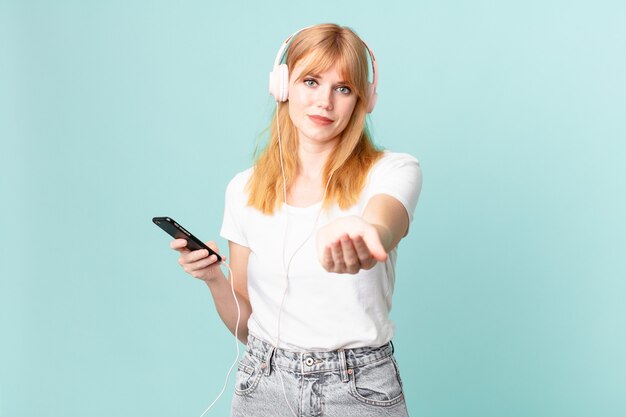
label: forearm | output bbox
[371,223,394,253]
[363,194,409,253]
[204,272,252,344]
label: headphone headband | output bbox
[268,26,379,113]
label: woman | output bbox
[171,23,422,416]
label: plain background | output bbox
[1,1,625,416]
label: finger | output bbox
[170,239,190,252]
[184,254,220,272]
[352,235,375,266]
[205,241,219,251]
[204,241,226,262]
[339,235,361,274]
[321,246,334,271]
[330,238,346,271]
[179,249,209,266]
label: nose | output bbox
[315,86,333,110]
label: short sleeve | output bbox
[219,170,251,247]
[365,152,423,222]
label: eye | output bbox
[303,78,318,87]
[336,86,352,95]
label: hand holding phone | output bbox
[153,217,222,262]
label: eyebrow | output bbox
[303,73,349,85]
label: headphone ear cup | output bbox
[269,64,289,102]
[366,82,378,113]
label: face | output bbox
[287,59,358,149]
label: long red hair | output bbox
[247,24,382,214]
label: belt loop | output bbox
[338,349,349,383]
[389,340,395,354]
[263,345,275,376]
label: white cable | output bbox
[196,100,329,416]
[196,102,331,417]
[198,261,241,417]
[273,101,334,417]
[275,174,331,417]
[274,101,299,417]
[196,102,296,417]
[276,102,289,221]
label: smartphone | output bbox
[152,217,222,262]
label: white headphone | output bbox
[268,26,379,113]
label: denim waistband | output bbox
[245,334,394,375]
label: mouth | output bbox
[308,114,334,125]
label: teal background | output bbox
[1,1,625,416]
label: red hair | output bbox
[247,24,382,214]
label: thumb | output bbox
[363,228,388,262]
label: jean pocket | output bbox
[348,355,405,407]
[234,354,263,396]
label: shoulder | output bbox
[226,167,254,193]
[369,151,421,180]
[225,167,254,203]
[363,150,423,221]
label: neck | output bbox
[297,139,337,181]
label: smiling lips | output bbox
[308,114,334,125]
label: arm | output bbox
[171,239,252,343]
[363,193,410,251]
[316,194,409,274]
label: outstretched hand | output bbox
[316,215,388,274]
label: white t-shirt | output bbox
[220,151,422,351]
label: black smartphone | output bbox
[152,217,222,262]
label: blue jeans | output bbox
[231,335,409,417]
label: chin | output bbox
[305,131,337,143]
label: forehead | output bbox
[291,58,345,81]
[290,51,353,82]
